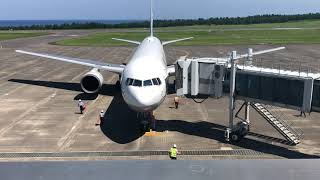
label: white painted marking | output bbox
[220,147,233,150]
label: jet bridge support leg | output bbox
[245,102,250,131]
[225,51,249,143]
[228,51,237,130]
[226,51,237,142]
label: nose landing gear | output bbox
[138,112,156,133]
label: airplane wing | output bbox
[112,38,141,45]
[162,37,194,45]
[15,50,125,74]
[236,47,286,60]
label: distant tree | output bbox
[1,13,320,30]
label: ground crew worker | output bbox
[174,96,179,109]
[169,144,179,160]
[78,99,85,114]
[96,110,105,126]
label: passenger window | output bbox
[156,78,162,85]
[144,80,153,86]
[133,80,142,87]
[126,78,134,86]
[152,78,159,85]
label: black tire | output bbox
[230,133,241,142]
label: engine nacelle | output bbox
[80,68,104,94]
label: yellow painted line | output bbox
[144,131,162,137]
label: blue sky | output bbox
[1,0,319,20]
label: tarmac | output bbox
[0,30,320,161]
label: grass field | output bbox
[54,29,320,46]
[53,20,320,46]
[0,31,48,41]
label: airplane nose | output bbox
[135,93,154,107]
[125,87,160,112]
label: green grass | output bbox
[54,29,320,46]
[157,20,320,31]
[53,20,320,46]
[0,31,48,41]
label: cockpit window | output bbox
[127,78,161,87]
[144,80,153,86]
[132,80,142,87]
[126,78,134,86]
[152,78,159,85]
[156,78,162,85]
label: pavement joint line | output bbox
[0,91,57,137]
[0,48,85,99]
[196,102,209,121]
[57,49,120,151]
[57,74,118,151]
[0,48,92,137]
[0,58,55,89]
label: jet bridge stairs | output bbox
[251,103,303,145]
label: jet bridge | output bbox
[175,53,320,145]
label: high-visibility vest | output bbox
[170,148,177,158]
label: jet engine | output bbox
[80,68,104,94]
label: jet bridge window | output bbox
[144,80,153,86]
[132,80,142,87]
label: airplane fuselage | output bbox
[121,36,168,112]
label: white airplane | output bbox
[15,0,285,115]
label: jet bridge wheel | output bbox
[230,133,241,142]
[229,122,249,143]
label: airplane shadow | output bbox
[156,119,319,159]
[100,92,144,144]
[8,79,118,98]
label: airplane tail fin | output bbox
[150,0,154,37]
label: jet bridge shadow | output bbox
[156,119,319,159]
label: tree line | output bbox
[1,13,320,30]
